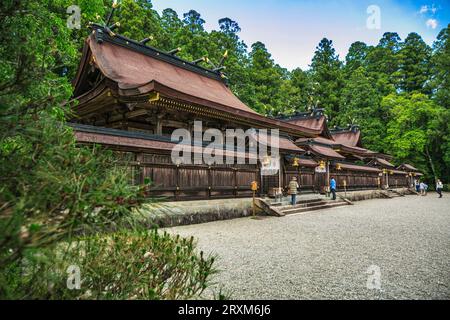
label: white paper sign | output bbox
[261,156,280,176]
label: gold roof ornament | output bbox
[148,92,160,102]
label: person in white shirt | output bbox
[436,179,443,198]
[419,182,425,196]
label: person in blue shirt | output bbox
[330,177,337,200]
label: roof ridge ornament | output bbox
[312,108,324,118]
[167,47,181,55]
[107,0,120,25]
[140,36,154,45]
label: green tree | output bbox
[173,10,210,61]
[344,41,369,75]
[114,0,164,47]
[336,67,386,152]
[397,32,431,93]
[431,24,450,109]
[384,93,446,180]
[208,18,249,98]
[310,38,344,122]
[366,32,401,95]
[241,42,285,116]
[159,8,183,50]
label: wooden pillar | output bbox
[155,115,163,135]
[208,166,212,199]
[175,164,180,200]
[136,152,144,185]
[233,167,238,197]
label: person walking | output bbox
[436,179,443,198]
[419,181,425,196]
[424,182,428,196]
[330,176,337,200]
[415,179,420,193]
[289,177,299,205]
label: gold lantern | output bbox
[319,160,326,169]
[292,157,299,167]
[389,170,394,175]
[336,163,342,171]
[382,169,387,174]
[262,155,271,166]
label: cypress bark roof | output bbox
[71,27,318,138]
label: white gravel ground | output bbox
[166,194,450,299]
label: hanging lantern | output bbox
[292,157,299,167]
[319,160,326,169]
[389,170,394,175]
[336,163,342,171]
[382,169,387,174]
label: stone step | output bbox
[281,201,349,215]
[275,199,326,210]
[278,200,331,212]
[387,193,402,198]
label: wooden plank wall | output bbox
[115,151,409,200]
[136,152,258,200]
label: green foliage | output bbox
[383,93,446,178]
[0,0,216,299]
[431,24,450,109]
[2,230,216,300]
[336,67,387,152]
[310,38,344,122]
[397,33,432,93]
[240,42,286,116]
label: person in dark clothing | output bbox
[330,176,336,200]
[436,179,443,198]
[415,179,420,193]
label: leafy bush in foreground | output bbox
[0,1,218,299]
[4,230,216,300]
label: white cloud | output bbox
[426,18,438,29]
[419,5,429,14]
[419,4,438,15]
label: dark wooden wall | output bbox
[123,152,258,200]
[333,170,380,190]
[115,151,409,201]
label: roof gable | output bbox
[75,33,257,115]
[330,128,363,148]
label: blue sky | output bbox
[151,0,450,70]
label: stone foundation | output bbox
[135,198,254,228]
[135,188,413,227]
[338,188,411,201]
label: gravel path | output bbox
[166,194,450,299]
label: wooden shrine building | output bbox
[69,23,421,201]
